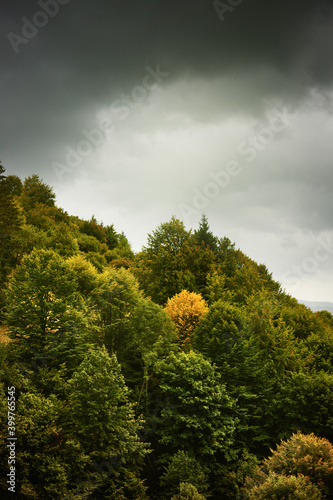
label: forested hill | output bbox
[0,167,292,313]
[1,167,333,499]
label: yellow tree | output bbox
[165,290,208,350]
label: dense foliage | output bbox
[0,166,332,499]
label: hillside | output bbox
[1,168,333,499]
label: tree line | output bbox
[0,164,333,499]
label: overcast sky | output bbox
[1,0,333,302]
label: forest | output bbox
[0,164,333,499]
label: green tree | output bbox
[153,351,237,467]
[76,231,102,253]
[1,174,22,196]
[67,254,100,296]
[275,371,333,443]
[193,214,218,252]
[245,291,304,379]
[193,300,249,368]
[193,299,269,454]
[134,217,216,304]
[0,169,25,318]
[18,175,70,234]
[45,222,79,257]
[79,215,107,244]
[106,224,119,250]
[134,217,195,304]
[211,449,259,500]
[160,451,209,499]
[184,239,216,297]
[211,236,282,301]
[281,299,326,339]
[65,347,150,499]
[106,231,135,267]
[14,391,70,499]
[214,236,241,277]
[193,294,308,456]
[315,310,333,329]
[1,348,150,499]
[171,482,207,500]
[92,267,143,355]
[90,268,178,407]
[21,206,68,233]
[123,296,178,400]
[232,261,272,304]
[304,327,333,372]
[129,298,177,359]
[205,270,235,304]
[5,249,88,354]
[20,174,56,210]
[0,169,24,247]
[240,293,309,453]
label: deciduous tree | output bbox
[92,267,143,355]
[134,217,195,304]
[65,347,150,499]
[153,351,237,467]
[5,249,88,354]
[0,168,25,318]
[20,174,56,210]
[245,473,322,500]
[134,217,216,304]
[165,290,208,350]
[160,451,209,499]
[244,432,333,499]
[171,482,207,500]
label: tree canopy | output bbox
[0,167,332,499]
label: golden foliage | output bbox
[165,290,208,349]
[0,324,11,344]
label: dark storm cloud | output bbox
[1,0,332,180]
[3,1,333,83]
[2,0,333,109]
[1,0,333,301]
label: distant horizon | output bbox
[298,299,333,314]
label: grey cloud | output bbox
[1,0,333,302]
